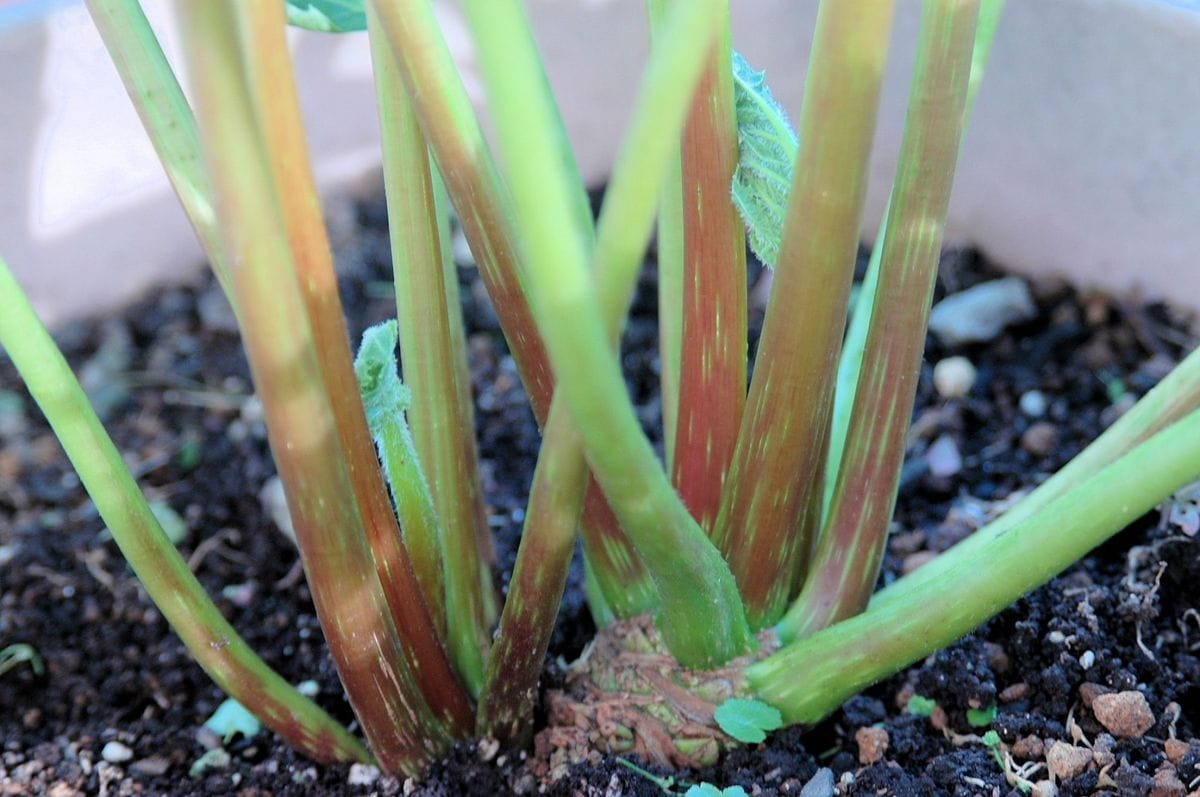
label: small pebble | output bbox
[799,767,835,797]
[1092,690,1155,738]
[1165,738,1191,766]
[1012,735,1043,760]
[1000,682,1029,703]
[933,356,977,399]
[101,741,133,764]
[927,434,963,478]
[1047,630,1066,645]
[1079,650,1096,670]
[1021,422,1058,457]
[855,727,889,765]
[348,763,380,787]
[928,277,1037,346]
[1031,781,1058,797]
[130,756,170,777]
[1020,390,1049,418]
[1045,740,1092,780]
[1152,765,1186,797]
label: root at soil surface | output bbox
[532,615,780,779]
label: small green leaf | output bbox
[981,729,1001,748]
[188,748,231,778]
[685,785,724,797]
[731,50,798,268]
[967,703,997,727]
[285,0,365,33]
[714,698,783,744]
[203,698,262,744]
[906,695,937,717]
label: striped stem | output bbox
[369,9,489,694]
[468,0,752,667]
[177,2,454,772]
[780,0,980,642]
[667,0,748,534]
[712,0,896,629]
[370,0,656,621]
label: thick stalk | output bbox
[646,0,685,474]
[781,0,980,641]
[368,10,488,694]
[667,1,748,534]
[712,0,896,629]
[177,3,452,772]
[476,400,587,744]
[466,0,752,667]
[369,0,655,619]
[229,0,474,735]
[85,0,229,296]
[430,171,498,628]
[872,337,1200,611]
[824,0,1006,523]
[750,406,1200,724]
[0,257,366,765]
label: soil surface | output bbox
[2,191,1198,796]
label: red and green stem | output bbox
[476,400,588,743]
[468,0,752,668]
[780,0,980,642]
[370,0,656,621]
[712,0,896,630]
[0,256,367,765]
[178,2,456,773]
[369,9,490,695]
[666,1,747,534]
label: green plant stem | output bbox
[824,0,1005,523]
[476,400,587,744]
[664,0,747,535]
[178,2,454,773]
[368,0,656,621]
[229,0,474,737]
[466,0,752,668]
[368,9,488,695]
[430,172,499,629]
[749,405,1200,724]
[712,0,896,629]
[85,0,230,298]
[781,0,980,642]
[0,256,366,765]
[873,335,1200,612]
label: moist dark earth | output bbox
[2,189,1198,796]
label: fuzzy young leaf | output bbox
[731,51,798,268]
[353,321,447,640]
[714,698,783,744]
[285,0,365,33]
[906,695,938,717]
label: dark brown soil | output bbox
[1,191,1198,796]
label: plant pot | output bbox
[4,0,1199,327]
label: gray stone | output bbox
[928,278,1037,346]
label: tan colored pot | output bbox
[2,0,1197,325]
